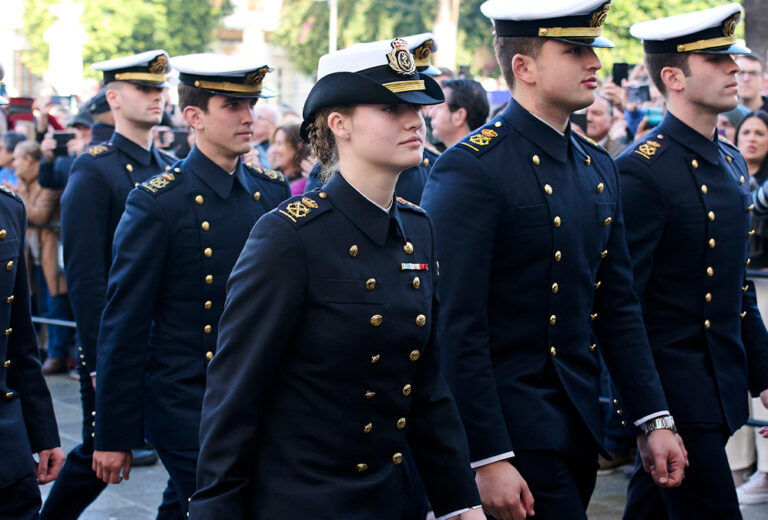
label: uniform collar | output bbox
[658,112,721,165]
[323,172,403,246]
[501,98,569,164]
[184,146,243,199]
[110,132,156,166]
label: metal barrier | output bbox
[31,316,77,328]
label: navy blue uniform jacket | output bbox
[62,133,176,373]
[94,147,290,451]
[304,148,440,203]
[0,186,60,487]
[421,99,669,463]
[617,113,768,432]
[190,173,480,519]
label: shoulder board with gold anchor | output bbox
[718,134,739,152]
[137,168,183,197]
[0,185,21,203]
[629,135,670,164]
[275,193,331,227]
[85,143,114,157]
[572,131,609,156]
[245,164,289,186]
[396,196,427,216]
[458,122,506,156]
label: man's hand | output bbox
[93,450,132,484]
[475,460,535,520]
[636,429,687,487]
[759,389,768,438]
[35,447,65,484]
[40,135,56,163]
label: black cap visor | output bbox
[300,71,444,141]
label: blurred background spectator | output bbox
[268,123,314,195]
[736,55,768,114]
[586,95,627,158]
[12,140,72,374]
[429,78,489,149]
[249,105,279,168]
[0,131,26,187]
[718,109,744,143]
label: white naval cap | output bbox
[170,53,276,98]
[630,3,749,55]
[92,49,170,87]
[302,38,445,140]
[480,0,614,48]
[347,33,440,75]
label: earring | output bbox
[344,134,351,140]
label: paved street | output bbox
[40,372,768,519]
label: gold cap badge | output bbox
[387,38,416,76]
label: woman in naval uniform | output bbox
[189,40,482,520]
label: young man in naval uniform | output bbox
[421,1,687,519]
[43,50,178,520]
[619,4,768,518]
[91,54,290,517]
[0,62,64,520]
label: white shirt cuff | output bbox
[470,450,515,469]
[633,410,670,427]
[435,505,483,520]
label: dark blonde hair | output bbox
[305,105,354,181]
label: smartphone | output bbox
[570,112,587,133]
[612,62,629,84]
[172,129,189,149]
[50,95,70,107]
[53,131,75,157]
[627,84,651,105]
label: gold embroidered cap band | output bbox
[171,55,275,99]
[480,0,615,48]
[630,3,749,55]
[91,50,170,87]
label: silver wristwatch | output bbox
[640,415,677,435]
